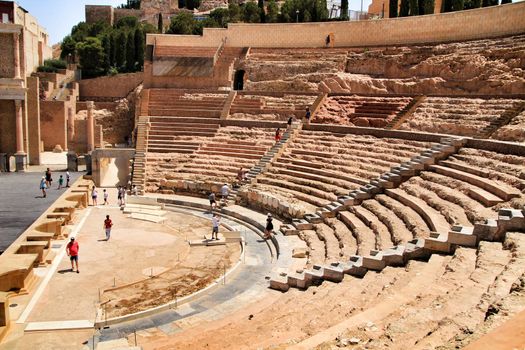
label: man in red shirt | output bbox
[104,215,113,241]
[66,237,79,273]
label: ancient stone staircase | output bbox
[476,101,525,139]
[131,116,149,195]
[225,122,303,205]
[385,95,426,130]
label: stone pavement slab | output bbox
[0,171,82,252]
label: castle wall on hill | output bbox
[146,2,525,48]
[114,8,142,24]
[85,5,141,26]
[85,5,114,25]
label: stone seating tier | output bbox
[247,130,436,220]
[272,207,525,293]
[315,96,412,126]
[399,98,525,137]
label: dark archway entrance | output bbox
[234,70,245,91]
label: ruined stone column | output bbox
[13,32,21,79]
[67,106,75,142]
[14,100,27,171]
[86,101,95,153]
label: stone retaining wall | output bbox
[147,3,525,48]
[78,72,143,100]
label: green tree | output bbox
[166,12,196,34]
[134,27,144,70]
[341,0,349,19]
[126,30,135,72]
[101,34,111,73]
[71,22,90,42]
[279,0,328,23]
[193,18,221,35]
[142,22,158,34]
[60,35,77,60]
[501,0,511,3]
[110,32,117,67]
[389,0,398,17]
[399,0,410,15]
[243,2,261,23]
[210,8,230,27]
[409,0,419,14]
[464,0,481,8]
[258,0,266,22]
[303,9,312,21]
[482,0,498,6]
[445,0,464,11]
[76,37,105,78]
[116,16,139,29]
[422,0,435,13]
[228,3,241,22]
[158,13,163,33]
[266,0,279,22]
[313,0,329,21]
[115,31,127,69]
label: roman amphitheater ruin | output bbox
[0,1,524,349]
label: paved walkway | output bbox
[0,170,82,253]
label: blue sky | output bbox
[17,0,125,45]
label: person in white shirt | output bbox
[221,183,229,202]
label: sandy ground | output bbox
[103,210,240,318]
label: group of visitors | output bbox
[90,184,137,207]
[208,183,230,211]
[39,168,71,198]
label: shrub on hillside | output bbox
[37,65,58,73]
[43,59,67,70]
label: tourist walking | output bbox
[120,186,126,206]
[211,213,220,240]
[57,175,64,189]
[117,186,123,206]
[237,168,246,183]
[45,168,53,188]
[221,183,229,202]
[65,171,71,187]
[104,215,113,241]
[91,186,98,206]
[66,237,79,273]
[287,115,294,129]
[305,107,311,125]
[103,189,109,205]
[275,128,281,143]
[209,192,217,211]
[39,176,47,198]
[264,213,274,239]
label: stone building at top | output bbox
[0,0,52,170]
[85,0,230,26]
